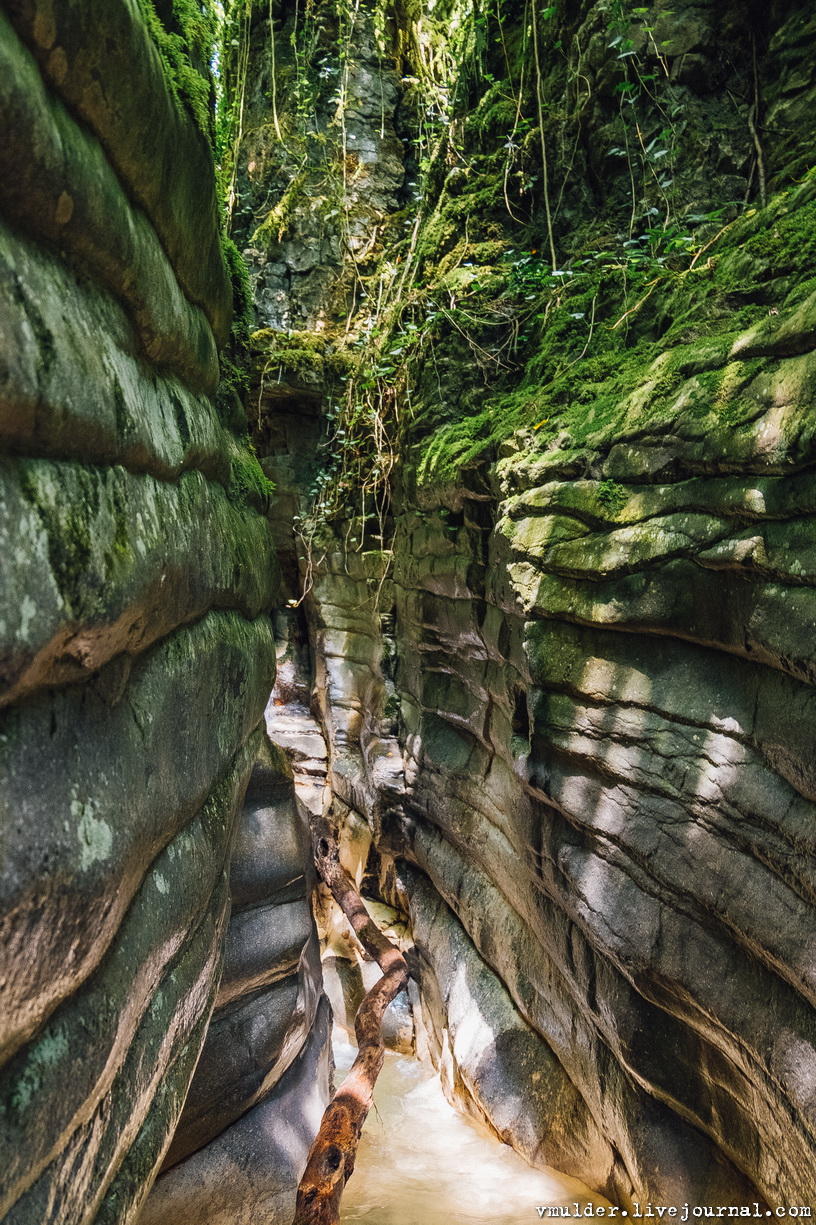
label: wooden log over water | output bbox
[291,814,409,1225]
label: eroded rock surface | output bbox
[0,5,326,1222]
[142,740,329,1225]
[239,0,816,1210]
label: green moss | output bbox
[250,329,357,385]
[743,197,816,270]
[217,238,254,411]
[416,415,485,484]
[467,86,521,140]
[136,0,217,140]
[222,235,253,343]
[416,180,507,269]
[467,240,508,265]
[273,0,816,548]
[19,462,96,612]
[689,357,766,422]
[401,168,816,492]
[108,482,134,574]
[228,440,276,512]
[279,347,324,375]
[251,172,309,248]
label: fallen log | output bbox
[291,814,409,1225]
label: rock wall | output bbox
[142,739,331,1225]
[0,4,326,1222]
[238,0,816,1211]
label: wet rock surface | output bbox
[140,996,333,1225]
[5,0,816,1219]
[373,316,816,1204]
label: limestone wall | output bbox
[0,4,326,1222]
[239,0,816,1211]
[141,740,331,1225]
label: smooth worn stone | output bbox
[0,458,278,706]
[141,994,333,1225]
[0,12,219,394]
[229,740,313,910]
[217,898,315,1009]
[158,736,324,1176]
[67,0,816,1214]
[0,612,275,1066]
[0,221,230,480]
[0,745,256,1223]
[404,866,617,1193]
[164,973,303,1167]
[3,0,233,345]
[0,6,308,1223]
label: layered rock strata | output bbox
[0,5,326,1222]
[317,233,816,1205]
[239,0,816,1211]
[141,740,330,1225]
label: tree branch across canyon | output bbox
[292,814,409,1225]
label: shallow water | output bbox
[335,1037,611,1224]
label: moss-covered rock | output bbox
[238,0,816,1207]
[3,0,232,345]
[0,458,279,706]
[0,5,318,1218]
[0,11,219,393]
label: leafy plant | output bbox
[596,479,628,515]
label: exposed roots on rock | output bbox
[291,814,408,1225]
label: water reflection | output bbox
[335,1036,612,1224]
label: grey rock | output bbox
[0,6,306,1221]
[140,994,333,1225]
[0,13,218,393]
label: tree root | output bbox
[291,815,409,1225]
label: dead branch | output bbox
[291,815,409,1225]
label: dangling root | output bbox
[291,815,409,1225]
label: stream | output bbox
[266,699,613,1219]
[334,1036,612,1224]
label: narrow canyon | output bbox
[2,0,816,1220]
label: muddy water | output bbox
[334,1037,611,1224]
